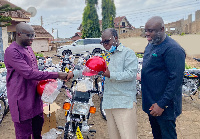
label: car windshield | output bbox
[76,40,84,45]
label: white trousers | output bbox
[105,102,137,139]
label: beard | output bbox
[21,39,32,47]
[149,32,162,45]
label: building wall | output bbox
[31,39,49,52]
[2,27,8,51]
[7,22,18,32]
[195,10,200,21]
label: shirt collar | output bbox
[14,41,28,49]
[116,43,124,51]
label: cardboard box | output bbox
[41,102,60,135]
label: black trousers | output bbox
[14,113,44,139]
[148,115,177,139]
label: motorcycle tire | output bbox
[64,122,70,139]
[0,97,6,124]
[4,105,9,115]
[100,98,107,120]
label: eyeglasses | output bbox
[144,29,157,33]
[18,32,35,38]
[100,38,112,45]
[144,27,163,33]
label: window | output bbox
[8,32,16,43]
[76,40,84,45]
[122,22,125,27]
[84,39,101,45]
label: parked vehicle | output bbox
[57,38,105,56]
[58,78,97,139]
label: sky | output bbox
[7,0,200,38]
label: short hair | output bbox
[103,28,118,38]
[110,28,118,38]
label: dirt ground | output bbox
[1,44,200,139]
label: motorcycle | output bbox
[38,57,46,71]
[0,68,9,124]
[58,77,97,139]
[61,54,75,73]
[182,69,200,100]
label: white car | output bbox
[57,38,106,56]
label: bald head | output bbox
[16,22,34,33]
[16,22,35,47]
[146,16,164,29]
[145,16,166,45]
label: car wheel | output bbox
[62,50,72,56]
[92,49,102,55]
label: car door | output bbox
[84,39,93,53]
[74,39,85,54]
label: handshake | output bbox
[57,67,110,81]
[57,72,74,81]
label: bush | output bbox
[0,62,5,68]
[180,32,185,36]
[167,33,172,36]
[135,53,144,58]
[185,63,193,69]
[34,52,44,60]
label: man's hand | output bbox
[66,71,74,81]
[149,103,164,117]
[102,67,110,78]
[58,72,67,80]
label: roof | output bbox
[70,36,82,41]
[31,25,53,39]
[114,16,126,26]
[0,0,31,22]
[70,32,82,41]
[114,16,133,29]
[78,16,134,30]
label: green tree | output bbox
[82,0,101,38]
[102,0,116,31]
[0,4,20,61]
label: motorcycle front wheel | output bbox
[64,122,70,139]
[0,97,6,124]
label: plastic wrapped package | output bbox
[38,79,63,104]
[42,128,61,139]
[73,78,93,92]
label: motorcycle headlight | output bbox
[72,101,90,115]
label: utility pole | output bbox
[41,16,43,27]
[118,22,120,35]
[0,27,4,61]
[57,29,59,38]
